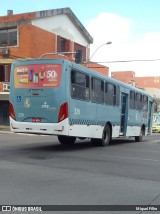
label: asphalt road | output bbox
[0,132,160,214]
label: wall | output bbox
[0,12,36,23]
[135,76,160,88]
[9,24,56,58]
[82,62,109,76]
[111,71,160,90]
[111,71,135,84]
[32,14,89,47]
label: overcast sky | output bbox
[1,0,160,76]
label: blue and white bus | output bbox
[9,58,154,146]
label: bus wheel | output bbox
[135,128,144,142]
[100,124,111,146]
[91,125,111,146]
[58,136,76,145]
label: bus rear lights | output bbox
[9,102,16,120]
[32,118,41,122]
[58,102,68,122]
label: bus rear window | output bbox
[14,64,62,88]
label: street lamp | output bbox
[88,41,112,62]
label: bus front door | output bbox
[120,93,128,136]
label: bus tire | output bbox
[100,124,111,146]
[91,125,111,146]
[135,128,144,142]
[58,135,76,145]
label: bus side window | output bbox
[142,95,148,111]
[136,93,142,110]
[91,77,104,104]
[116,86,120,106]
[71,70,89,101]
[130,91,135,109]
[105,83,117,106]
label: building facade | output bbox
[0,8,96,125]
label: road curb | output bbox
[0,130,12,134]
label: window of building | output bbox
[60,37,66,52]
[71,70,89,101]
[74,42,86,62]
[4,65,10,82]
[91,77,104,104]
[0,28,17,46]
[0,65,10,82]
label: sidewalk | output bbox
[0,125,10,132]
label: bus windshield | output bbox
[14,64,62,88]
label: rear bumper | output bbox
[10,117,69,135]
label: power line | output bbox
[93,58,160,63]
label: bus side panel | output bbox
[96,104,120,137]
[68,98,121,139]
[127,99,153,137]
